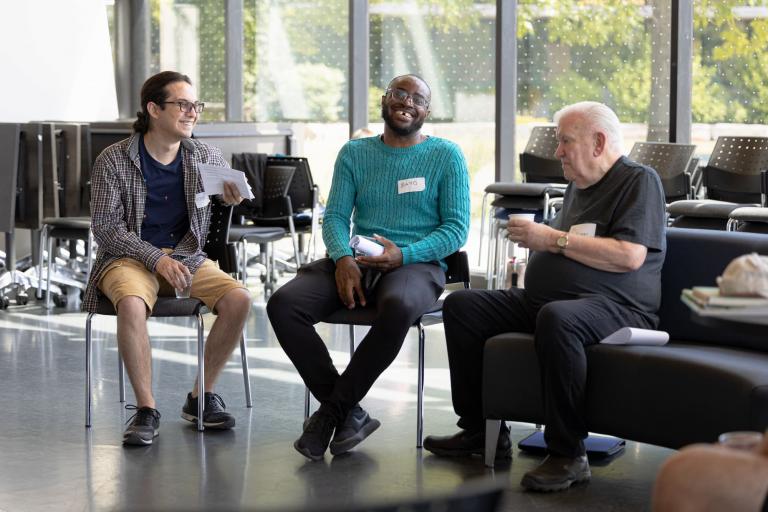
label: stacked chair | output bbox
[667,136,768,230]
[479,126,565,288]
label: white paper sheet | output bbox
[599,327,669,346]
[198,164,255,199]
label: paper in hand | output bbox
[199,164,255,199]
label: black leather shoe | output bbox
[521,454,591,492]
[423,425,511,460]
[329,405,381,456]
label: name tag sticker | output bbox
[195,192,210,208]
[398,177,426,194]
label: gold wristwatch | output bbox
[556,233,569,252]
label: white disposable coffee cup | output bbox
[508,213,536,223]
[718,431,763,451]
[569,222,597,237]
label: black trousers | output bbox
[266,258,445,423]
[443,288,654,458]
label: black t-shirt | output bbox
[525,156,667,323]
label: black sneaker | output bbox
[123,405,161,446]
[329,405,381,456]
[423,423,512,460]
[294,410,337,461]
[181,392,235,429]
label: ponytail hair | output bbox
[133,71,192,134]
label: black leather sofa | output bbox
[482,227,768,467]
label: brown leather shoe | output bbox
[423,425,512,460]
[521,454,591,492]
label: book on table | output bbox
[682,287,768,308]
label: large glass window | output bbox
[243,0,349,196]
[370,0,496,252]
[517,1,673,162]
[149,0,227,122]
[692,1,768,161]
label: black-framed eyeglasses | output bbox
[386,88,429,108]
[162,100,205,113]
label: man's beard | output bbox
[381,104,425,136]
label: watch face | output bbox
[557,235,568,248]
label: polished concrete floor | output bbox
[0,279,673,511]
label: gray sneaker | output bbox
[123,405,161,446]
[329,405,381,456]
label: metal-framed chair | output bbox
[727,171,768,233]
[480,126,566,288]
[85,200,252,431]
[303,251,471,448]
[667,136,768,230]
[252,156,321,264]
[627,141,697,203]
[229,164,302,296]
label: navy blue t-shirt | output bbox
[139,136,189,248]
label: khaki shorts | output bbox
[98,251,246,314]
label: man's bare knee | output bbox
[215,288,251,319]
[116,296,150,320]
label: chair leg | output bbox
[196,313,205,432]
[240,240,248,285]
[288,216,302,267]
[485,419,502,468]
[417,322,425,448]
[304,387,311,420]
[37,225,47,300]
[85,313,94,428]
[118,353,125,403]
[45,235,54,309]
[348,325,355,355]
[240,331,252,408]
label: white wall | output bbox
[0,0,118,122]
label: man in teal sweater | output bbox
[267,74,470,461]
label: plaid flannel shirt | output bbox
[81,133,228,313]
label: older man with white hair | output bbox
[424,101,667,492]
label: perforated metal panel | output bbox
[708,136,768,175]
[628,142,696,180]
[523,126,558,159]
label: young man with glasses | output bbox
[82,71,252,446]
[267,74,471,461]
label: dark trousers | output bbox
[266,258,445,423]
[443,288,654,458]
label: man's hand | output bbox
[155,255,192,291]
[355,234,403,271]
[335,256,365,309]
[507,219,557,252]
[222,181,243,206]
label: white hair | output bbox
[553,101,624,154]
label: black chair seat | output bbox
[485,182,565,198]
[94,295,207,317]
[229,225,286,244]
[323,298,444,327]
[729,206,768,223]
[41,216,91,230]
[667,199,754,218]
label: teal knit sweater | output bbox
[322,135,470,268]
